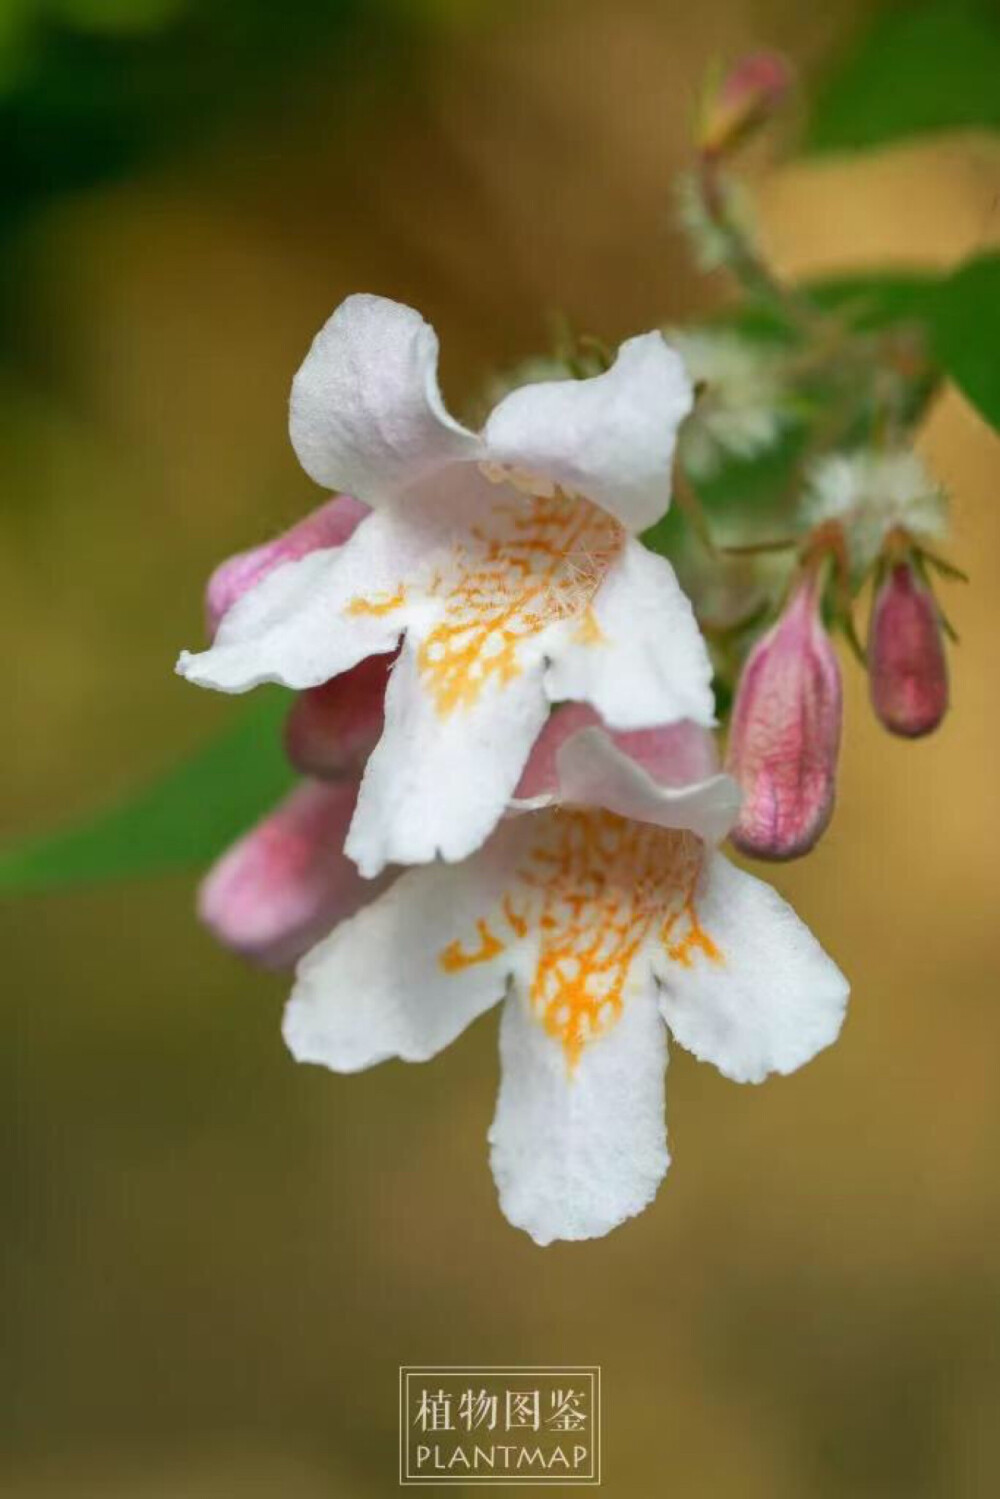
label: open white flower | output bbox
[177,295,711,877]
[284,706,849,1245]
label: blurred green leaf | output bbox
[808,0,1000,153]
[807,270,943,331]
[0,691,295,893]
[718,270,943,343]
[930,252,1000,433]
[48,0,191,34]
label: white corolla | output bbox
[178,295,712,877]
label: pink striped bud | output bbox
[868,560,948,738]
[699,51,792,157]
[204,494,368,638]
[725,574,842,860]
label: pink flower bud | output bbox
[204,494,368,638]
[868,561,948,737]
[699,51,792,157]
[198,779,376,969]
[725,575,842,860]
[284,654,392,778]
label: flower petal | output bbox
[283,838,522,1072]
[543,537,715,730]
[556,727,740,845]
[289,294,480,503]
[205,495,368,637]
[177,508,419,693]
[513,706,722,809]
[489,976,669,1245]
[654,851,849,1083]
[198,779,376,969]
[345,635,551,876]
[483,332,692,532]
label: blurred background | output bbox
[2,0,999,1494]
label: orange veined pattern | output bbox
[420,487,624,716]
[438,810,723,1067]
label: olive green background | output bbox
[2,1,999,1494]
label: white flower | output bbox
[283,708,849,1246]
[804,449,948,572]
[671,328,789,478]
[177,295,712,877]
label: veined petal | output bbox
[483,332,692,532]
[543,537,715,730]
[345,635,551,876]
[489,977,669,1245]
[654,851,849,1083]
[198,779,377,969]
[284,838,524,1072]
[205,495,368,637]
[177,508,421,694]
[556,727,740,846]
[289,294,480,503]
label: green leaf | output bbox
[0,692,295,893]
[808,0,1000,153]
[806,271,942,332]
[717,269,943,343]
[929,252,1000,433]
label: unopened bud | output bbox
[725,574,842,860]
[699,51,792,158]
[868,560,948,738]
[198,781,366,969]
[205,495,367,638]
[284,654,390,778]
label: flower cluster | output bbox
[178,51,964,1243]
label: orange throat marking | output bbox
[438,811,723,1068]
[418,488,623,716]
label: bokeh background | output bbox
[2,0,999,1494]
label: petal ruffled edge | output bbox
[483,332,693,532]
[289,294,481,504]
[654,851,849,1083]
[512,712,738,846]
[283,838,523,1071]
[489,972,670,1245]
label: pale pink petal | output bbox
[205,495,368,637]
[198,779,384,969]
[514,706,722,803]
[555,727,739,845]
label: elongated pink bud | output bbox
[198,779,378,969]
[699,51,792,157]
[284,653,392,778]
[868,561,948,737]
[205,494,368,637]
[725,575,842,860]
